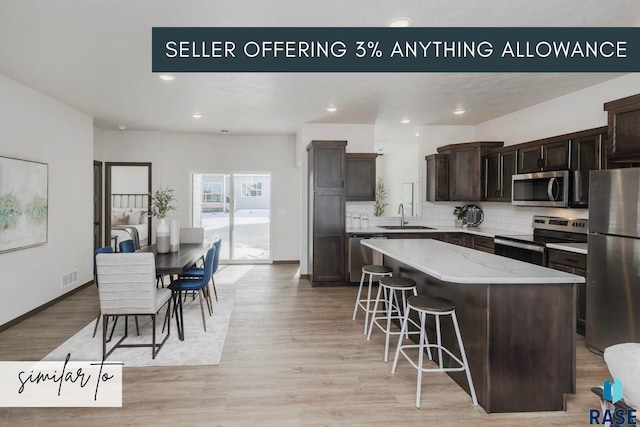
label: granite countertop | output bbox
[346,225,524,238]
[361,239,585,284]
[546,242,588,255]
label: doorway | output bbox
[193,173,271,262]
[93,161,102,250]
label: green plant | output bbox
[147,186,176,219]
[373,177,388,217]
[453,205,467,221]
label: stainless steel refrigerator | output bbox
[587,168,640,352]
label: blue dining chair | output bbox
[169,245,216,332]
[119,239,136,253]
[179,238,221,302]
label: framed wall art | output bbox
[0,156,48,253]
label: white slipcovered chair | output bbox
[96,252,172,360]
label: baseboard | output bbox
[0,280,94,333]
[272,260,300,265]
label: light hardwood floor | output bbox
[0,264,608,426]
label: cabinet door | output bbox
[451,146,481,201]
[426,154,449,201]
[543,140,570,171]
[315,146,345,190]
[607,102,640,160]
[500,150,516,200]
[518,145,543,173]
[571,135,602,205]
[484,153,500,201]
[346,154,376,201]
[473,235,495,253]
[313,235,345,281]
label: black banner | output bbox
[152,27,639,72]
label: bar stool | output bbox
[352,265,393,335]
[391,294,478,408]
[367,276,420,362]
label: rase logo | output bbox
[590,376,637,425]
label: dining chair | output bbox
[119,239,136,253]
[94,245,142,339]
[169,245,216,332]
[92,246,113,338]
[179,238,221,302]
[95,252,172,360]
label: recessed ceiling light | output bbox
[192,113,203,119]
[454,109,466,115]
[117,125,126,131]
[401,118,411,124]
[326,106,337,113]
[387,17,411,27]
[158,74,175,81]
[415,132,421,137]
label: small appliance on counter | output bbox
[465,205,484,227]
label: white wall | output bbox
[476,73,640,145]
[0,74,94,326]
[101,131,300,261]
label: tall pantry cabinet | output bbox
[307,140,347,284]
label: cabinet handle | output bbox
[537,158,544,169]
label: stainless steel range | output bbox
[494,215,588,266]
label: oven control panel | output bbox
[532,215,588,234]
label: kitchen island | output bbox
[362,238,584,414]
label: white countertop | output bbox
[546,242,588,255]
[346,225,521,238]
[361,239,585,284]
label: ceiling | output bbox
[0,0,637,135]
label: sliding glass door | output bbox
[193,173,271,262]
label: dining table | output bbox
[138,242,211,341]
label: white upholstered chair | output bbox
[96,252,172,360]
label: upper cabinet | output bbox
[484,147,516,202]
[517,139,570,173]
[427,141,503,202]
[425,154,449,201]
[604,93,640,163]
[571,131,607,205]
[345,153,377,201]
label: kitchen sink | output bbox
[377,225,435,230]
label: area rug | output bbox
[43,287,235,367]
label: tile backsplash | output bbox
[346,201,588,233]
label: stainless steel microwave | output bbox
[511,170,571,207]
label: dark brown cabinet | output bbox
[431,141,503,201]
[484,148,516,202]
[425,154,449,201]
[346,153,377,201]
[517,140,570,173]
[445,232,473,248]
[571,132,607,205]
[605,93,640,162]
[473,235,495,253]
[307,140,347,284]
[547,248,587,336]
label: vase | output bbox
[455,219,464,227]
[170,219,180,252]
[156,218,170,253]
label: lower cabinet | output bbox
[547,248,587,335]
[473,235,495,254]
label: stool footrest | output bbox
[397,344,467,373]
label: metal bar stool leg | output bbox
[364,272,374,335]
[452,311,478,406]
[352,270,366,320]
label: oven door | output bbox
[512,171,569,207]
[494,238,546,266]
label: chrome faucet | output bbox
[398,203,406,228]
